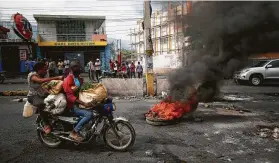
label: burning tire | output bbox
[145,93,198,126]
[145,116,180,126]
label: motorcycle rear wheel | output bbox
[37,120,64,148]
[103,120,136,151]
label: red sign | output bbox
[12,13,32,41]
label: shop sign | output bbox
[38,41,107,46]
[19,49,27,60]
[12,13,33,41]
[54,42,95,46]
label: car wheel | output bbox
[250,75,262,86]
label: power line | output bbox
[0,2,143,6]
[0,7,143,11]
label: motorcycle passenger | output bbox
[27,62,63,134]
[63,61,94,141]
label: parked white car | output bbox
[234,59,279,86]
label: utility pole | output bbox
[144,0,154,96]
[116,39,119,61]
[119,39,122,64]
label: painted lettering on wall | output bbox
[53,42,96,46]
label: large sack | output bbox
[44,93,67,115]
[41,80,63,95]
[79,83,108,109]
[23,101,35,118]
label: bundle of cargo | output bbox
[41,80,63,95]
[43,93,67,115]
[78,83,108,109]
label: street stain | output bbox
[155,150,187,163]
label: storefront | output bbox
[0,42,36,73]
[39,46,106,69]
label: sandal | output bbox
[69,132,84,142]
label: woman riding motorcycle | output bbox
[27,62,63,134]
[63,61,94,141]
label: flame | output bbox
[145,94,198,121]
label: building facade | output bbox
[0,21,37,73]
[129,2,191,73]
[34,15,108,68]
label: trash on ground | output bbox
[257,125,279,140]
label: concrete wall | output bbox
[101,78,144,97]
[100,78,170,97]
[85,21,94,41]
[37,21,57,41]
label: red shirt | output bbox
[110,62,114,71]
[63,73,84,109]
[121,66,127,72]
[130,64,136,72]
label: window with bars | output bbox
[56,20,86,42]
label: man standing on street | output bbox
[130,61,136,78]
[87,59,96,81]
[136,61,143,78]
[48,59,56,77]
[95,58,101,82]
[57,59,64,75]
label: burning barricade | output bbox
[145,87,199,125]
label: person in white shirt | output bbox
[64,57,70,68]
[87,59,96,81]
[95,58,101,82]
[63,57,70,76]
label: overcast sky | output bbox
[0,0,168,48]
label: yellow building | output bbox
[34,14,107,68]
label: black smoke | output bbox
[168,1,279,102]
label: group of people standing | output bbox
[110,60,143,78]
[25,57,71,77]
[87,58,101,82]
[45,58,71,77]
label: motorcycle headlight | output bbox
[112,103,116,111]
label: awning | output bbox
[0,26,10,33]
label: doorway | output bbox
[64,52,85,68]
[1,46,20,72]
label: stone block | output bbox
[101,78,144,97]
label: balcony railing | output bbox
[56,34,86,42]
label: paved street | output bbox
[0,82,279,163]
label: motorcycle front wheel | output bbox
[103,120,136,151]
[37,119,64,148]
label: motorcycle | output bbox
[36,98,136,151]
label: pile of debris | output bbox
[0,90,28,96]
[258,126,279,140]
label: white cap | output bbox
[96,58,100,61]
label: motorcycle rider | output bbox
[63,61,93,141]
[27,62,63,134]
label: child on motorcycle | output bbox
[27,62,63,134]
[63,61,94,142]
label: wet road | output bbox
[0,83,279,163]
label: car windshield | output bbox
[252,60,269,67]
